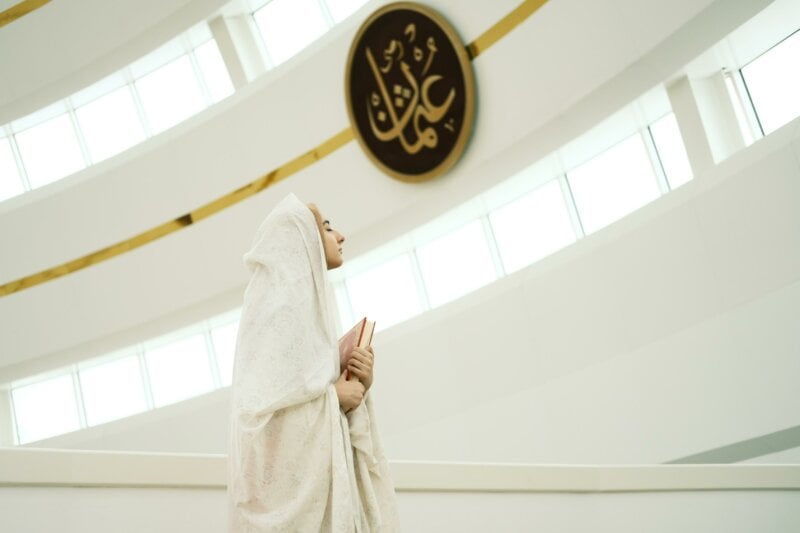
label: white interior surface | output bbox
[0,0,771,377]
[3,2,800,529]
[0,0,229,123]
[0,0,798,469]
[0,448,798,533]
[745,446,800,464]
[27,117,800,465]
[1,487,796,533]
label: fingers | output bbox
[348,366,366,380]
[348,360,372,379]
[349,349,373,366]
[348,358,370,371]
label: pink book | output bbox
[338,317,376,380]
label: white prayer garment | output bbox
[228,193,400,532]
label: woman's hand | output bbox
[335,371,365,412]
[347,347,374,391]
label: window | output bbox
[75,86,146,163]
[567,134,661,234]
[79,355,148,426]
[741,30,800,135]
[334,284,355,334]
[194,40,235,102]
[325,0,370,23]
[254,0,329,66]
[346,254,424,330]
[723,74,758,146]
[12,375,81,444]
[0,27,234,202]
[211,322,239,386]
[489,179,576,274]
[0,137,24,201]
[14,114,86,188]
[649,113,693,189]
[145,334,214,407]
[6,308,245,443]
[415,221,498,307]
[135,55,206,134]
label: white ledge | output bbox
[1,448,798,492]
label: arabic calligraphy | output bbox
[346,3,475,182]
[365,24,456,155]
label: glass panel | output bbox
[334,283,355,335]
[346,254,424,330]
[649,113,693,189]
[145,334,214,407]
[724,74,756,146]
[71,71,128,108]
[14,114,86,188]
[12,374,80,444]
[79,355,147,426]
[130,38,187,79]
[325,0,369,23]
[567,134,661,235]
[742,30,800,135]
[10,101,67,133]
[0,137,25,201]
[210,322,239,386]
[184,21,214,49]
[75,86,146,163]
[253,0,329,66]
[489,179,576,274]
[415,220,498,307]
[194,40,235,102]
[135,55,206,134]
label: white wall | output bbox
[377,122,800,464]
[33,120,800,465]
[2,449,798,533]
[397,491,800,533]
[3,486,798,533]
[31,389,231,453]
[0,0,229,123]
[0,0,770,383]
[746,447,800,464]
[2,0,796,465]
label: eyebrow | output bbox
[323,220,330,226]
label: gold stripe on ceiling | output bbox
[0,0,549,298]
[467,0,549,59]
[0,128,355,297]
[0,0,51,29]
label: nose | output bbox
[336,231,345,244]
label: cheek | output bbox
[325,234,339,251]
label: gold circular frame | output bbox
[345,2,476,183]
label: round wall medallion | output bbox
[345,2,475,183]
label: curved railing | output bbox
[2,447,797,491]
[1,448,798,532]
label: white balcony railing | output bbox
[1,447,798,532]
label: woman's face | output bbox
[307,203,346,270]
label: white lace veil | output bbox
[234,193,339,420]
[228,193,400,532]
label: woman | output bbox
[228,193,400,532]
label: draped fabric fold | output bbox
[228,193,399,532]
